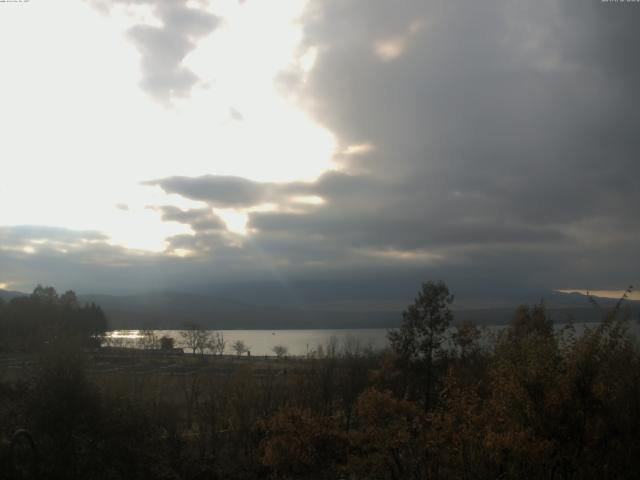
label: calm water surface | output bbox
[105,322,640,357]
[105,328,390,356]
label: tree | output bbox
[337,336,374,431]
[29,343,101,477]
[261,407,347,478]
[509,302,553,341]
[272,345,288,359]
[452,319,482,359]
[32,285,59,305]
[209,331,226,356]
[60,290,79,309]
[232,340,247,357]
[587,285,634,323]
[159,336,175,350]
[388,280,454,409]
[347,388,428,479]
[181,323,211,356]
[138,329,159,350]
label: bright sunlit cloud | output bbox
[215,209,249,236]
[0,0,334,252]
[556,289,640,301]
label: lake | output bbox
[104,328,391,356]
[104,322,640,357]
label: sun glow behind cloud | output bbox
[0,0,334,252]
[373,18,426,62]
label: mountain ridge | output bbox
[2,288,638,329]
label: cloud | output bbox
[144,172,344,209]
[145,175,270,207]
[228,107,244,122]
[156,0,639,294]
[0,226,108,247]
[151,205,226,232]
[0,226,154,285]
[373,18,425,62]
[5,0,640,304]
[88,0,219,102]
[272,0,640,287]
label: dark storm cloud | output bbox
[294,0,640,193]
[159,0,639,292]
[267,0,640,290]
[88,0,218,102]
[251,211,568,250]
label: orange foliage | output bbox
[260,407,347,479]
[347,388,431,479]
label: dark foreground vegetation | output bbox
[0,283,639,479]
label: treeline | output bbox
[0,281,639,479]
[0,285,107,352]
[261,283,640,479]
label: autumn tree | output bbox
[508,302,553,341]
[388,280,454,409]
[452,319,482,360]
[430,371,489,478]
[261,407,347,479]
[347,388,429,479]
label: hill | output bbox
[2,288,638,329]
[0,289,26,302]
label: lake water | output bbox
[104,328,391,356]
[104,322,640,357]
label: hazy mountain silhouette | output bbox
[0,289,25,302]
[2,288,637,330]
[77,291,396,329]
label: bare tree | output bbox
[209,331,226,356]
[232,340,248,357]
[181,323,212,356]
[326,335,340,358]
[138,329,159,350]
[272,345,288,358]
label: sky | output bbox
[1,0,639,306]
